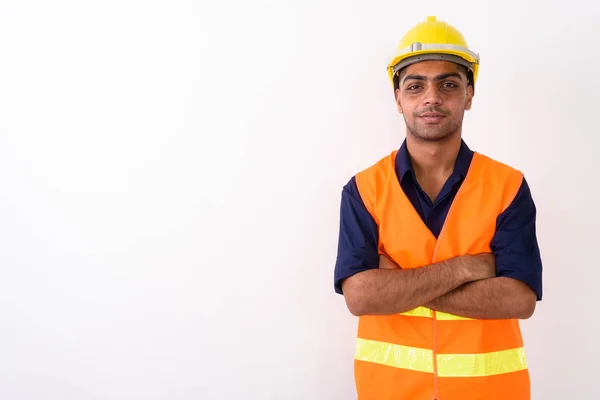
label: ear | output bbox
[395,88,403,114]
[465,85,474,111]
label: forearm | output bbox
[426,277,537,319]
[342,257,471,316]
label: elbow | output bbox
[505,280,537,320]
[518,296,537,320]
[341,278,369,316]
[344,291,368,316]
[346,299,367,317]
[519,303,536,320]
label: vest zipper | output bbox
[432,310,440,400]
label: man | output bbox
[333,16,543,400]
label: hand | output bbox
[379,254,401,270]
[465,253,496,281]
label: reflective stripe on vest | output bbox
[400,306,473,321]
[355,338,528,377]
[353,151,529,400]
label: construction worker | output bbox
[333,16,543,400]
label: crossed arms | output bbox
[341,254,537,320]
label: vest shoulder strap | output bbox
[354,151,398,225]
[472,153,524,212]
[354,150,524,222]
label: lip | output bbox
[419,113,445,123]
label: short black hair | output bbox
[393,64,474,92]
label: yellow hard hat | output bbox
[387,16,480,87]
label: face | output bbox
[395,60,473,142]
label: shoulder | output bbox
[340,150,397,217]
[339,151,395,200]
[354,150,397,190]
[473,152,523,177]
[473,152,525,211]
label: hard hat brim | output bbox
[387,43,480,85]
[391,53,475,78]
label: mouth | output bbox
[419,113,446,123]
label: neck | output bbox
[405,132,462,176]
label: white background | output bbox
[0,0,597,399]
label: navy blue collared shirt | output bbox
[334,139,543,300]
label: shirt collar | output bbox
[395,139,474,183]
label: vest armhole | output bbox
[355,171,376,222]
[472,153,524,214]
[500,170,524,214]
[354,151,396,225]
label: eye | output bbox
[406,84,422,91]
[442,82,458,89]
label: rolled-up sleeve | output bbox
[333,177,379,294]
[491,178,543,300]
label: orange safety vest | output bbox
[353,150,530,400]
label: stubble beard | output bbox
[404,115,463,142]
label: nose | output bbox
[422,85,443,106]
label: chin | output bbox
[409,130,454,142]
[408,123,460,142]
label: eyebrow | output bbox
[403,72,463,84]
